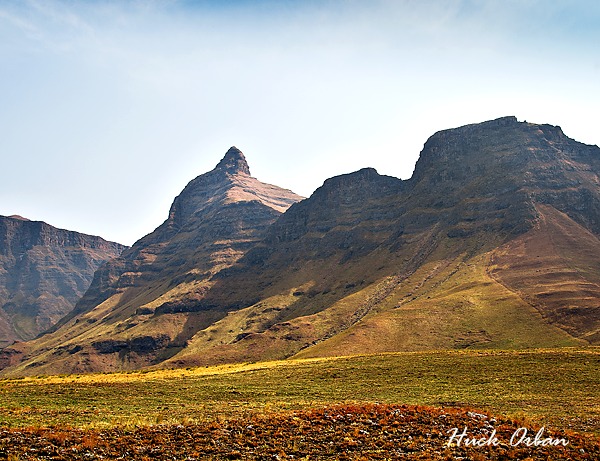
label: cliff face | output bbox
[408,116,600,236]
[0,215,126,347]
[3,118,600,376]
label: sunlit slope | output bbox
[295,251,581,359]
[168,238,581,367]
[490,204,600,344]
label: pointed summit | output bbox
[215,146,251,176]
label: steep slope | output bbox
[0,147,302,374]
[0,215,126,347]
[490,204,600,344]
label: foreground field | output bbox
[0,348,598,459]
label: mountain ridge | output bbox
[0,215,126,348]
[2,118,600,376]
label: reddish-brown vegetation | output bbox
[1,404,598,460]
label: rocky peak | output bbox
[410,116,537,186]
[163,147,299,234]
[312,168,404,204]
[215,146,251,176]
[410,116,593,185]
[478,115,518,128]
[259,167,404,247]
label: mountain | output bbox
[2,118,600,376]
[0,147,302,373]
[163,116,600,366]
[0,215,126,348]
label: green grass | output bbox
[0,348,598,435]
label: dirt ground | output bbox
[1,404,598,460]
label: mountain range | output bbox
[1,116,599,377]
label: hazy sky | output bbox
[1,0,599,245]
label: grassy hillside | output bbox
[491,204,600,343]
[295,250,582,358]
[164,237,583,369]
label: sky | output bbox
[1,0,599,246]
